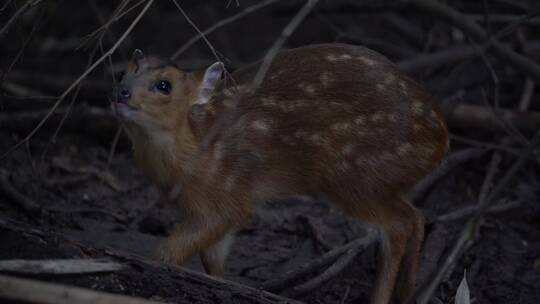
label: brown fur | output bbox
[113,44,449,304]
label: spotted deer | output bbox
[112,44,449,304]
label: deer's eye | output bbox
[154,80,171,94]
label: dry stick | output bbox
[0,7,43,83]
[477,45,528,146]
[437,199,521,222]
[170,0,222,65]
[0,0,14,11]
[0,259,123,275]
[261,228,378,293]
[519,78,535,111]
[407,0,540,83]
[249,0,319,94]
[477,152,502,206]
[443,103,540,135]
[410,148,486,203]
[0,169,41,215]
[282,229,378,298]
[0,0,42,39]
[449,134,519,155]
[50,0,133,146]
[0,0,154,161]
[171,0,281,59]
[415,130,540,304]
[79,0,141,50]
[0,274,164,304]
[398,46,477,74]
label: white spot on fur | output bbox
[308,133,328,146]
[412,101,424,115]
[261,97,277,106]
[354,115,366,125]
[399,80,408,91]
[223,99,235,108]
[370,112,384,122]
[331,122,351,132]
[397,142,413,155]
[339,161,351,170]
[342,144,354,156]
[294,130,309,139]
[280,135,296,146]
[224,175,236,191]
[357,57,376,66]
[213,141,224,160]
[320,72,334,87]
[252,120,270,132]
[385,74,396,85]
[418,144,435,155]
[380,151,394,161]
[340,54,352,60]
[298,82,316,95]
[326,54,338,61]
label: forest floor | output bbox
[0,126,539,304]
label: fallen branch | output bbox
[0,274,163,304]
[410,148,486,204]
[296,215,332,252]
[261,228,378,293]
[0,218,303,304]
[442,103,540,134]
[282,231,376,298]
[437,199,521,222]
[398,46,477,74]
[0,259,123,275]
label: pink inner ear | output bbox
[194,62,224,105]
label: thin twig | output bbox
[283,231,376,298]
[171,0,281,59]
[410,148,487,203]
[0,0,154,161]
[0,0,42,39]
[170,0,221,64]
[261,228,378,293]
[249,0,319,93]
[437,199,521,222]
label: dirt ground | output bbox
[1,1,540,303]
[0,126,539,303]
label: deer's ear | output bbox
[193,62,224,105]
[132,49,145,65]
[127,49,145,73]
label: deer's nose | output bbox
[115,85,131,102]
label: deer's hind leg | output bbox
[328,192,420,304]
[393,200,424,303]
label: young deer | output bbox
[112,44,448,304]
